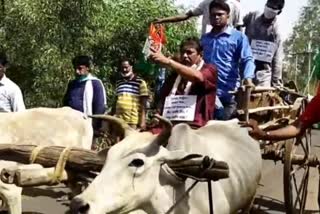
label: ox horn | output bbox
[154,115,173,147]
[89,115,134,139]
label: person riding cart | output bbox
[148,37,218,132]
[243,0,285,87]
[154,0,243,34]
[201,0,255,120]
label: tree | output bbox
[0,0,197,107]
[283,0,320,94]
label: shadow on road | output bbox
[0,211,45,214]
[22,186,67,199]
[252,195,286,213]
[253,195,319,214]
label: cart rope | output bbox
[50,147,72,184]
[29,146,45,163]
[164,156,216,214]
[29,146,72,184]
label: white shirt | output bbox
[0,74,26,112]
[191,0,243,35]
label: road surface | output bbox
[253,130,320,214]
[3,131,320,214]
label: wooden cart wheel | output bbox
[283,98,311,214]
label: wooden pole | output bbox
[1,166,97,187]
[0,144,230,186]
[1,164,43,184]
[2,167,68,187]
[0,144,104,172]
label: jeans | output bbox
[222,99,237,120]
[214,96,237,120]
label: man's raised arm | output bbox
[154,11,194,24]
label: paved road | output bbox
[253,130,320,214]
[5,131,320,213]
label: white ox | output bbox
[70,117,262,214]
[0,107,93,214]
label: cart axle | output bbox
[262,145,320,167]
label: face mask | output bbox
[75,73,89,81]
[121,71,133,78]
[263,6,280,19]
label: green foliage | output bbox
[0,0,197,107]
[283,0,320,94]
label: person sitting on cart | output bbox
[148,37,217,133]
[242,0,284,87]
[241,94,320,141]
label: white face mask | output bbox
[263,6,280,19]
[121,71,133,78]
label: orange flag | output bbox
[142,24,166,59]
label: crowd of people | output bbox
[2,0,319,143]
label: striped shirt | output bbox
[115,76,148,125]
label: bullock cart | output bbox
[234,85,316,214]
[0,86,316,214]
[0,144,229,212]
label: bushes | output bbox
[0,0,197,107]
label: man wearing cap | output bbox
[154,0,243,34]
[243,0,284,87]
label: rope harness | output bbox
[29,146,44,164]
[29,146,72,184]
[164,156,216,214]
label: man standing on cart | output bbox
[154,0,243,34]
[201,0,255,120]
[242,0,285,87]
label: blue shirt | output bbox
[201,26,255,102]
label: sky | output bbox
[175,0,308,40]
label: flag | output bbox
[142,24,166,60]
[137,24,166,76]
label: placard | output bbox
[162,95,197,121]
[251,40,277,63]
